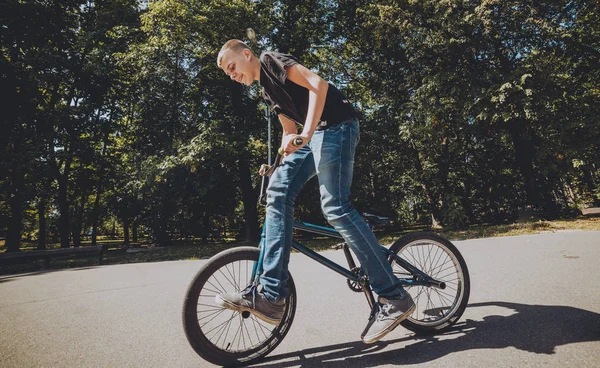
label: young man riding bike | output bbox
[214,39,415,343]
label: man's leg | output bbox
[311,119,414,342]
[311,119,403,297]
[259,146,316,301]
[215,146,315,324]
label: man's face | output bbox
[220,48,254,86]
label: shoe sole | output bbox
[361,303,417,344]
[215,295,282,325]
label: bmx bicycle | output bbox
[182,143,470,366]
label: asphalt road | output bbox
[1,231,599,368]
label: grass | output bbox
[1,217,598,275]
[437,217,600,241]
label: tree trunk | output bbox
[72,189,87,248]
[123,217,130,246]
[582,165,600,206]
[111,220,116,239]
[410,143,443,228]
[238,158,260,242]
[507,119,540,208]
[57,159,72,248]
[201,212,209,245]
[38,198,47,250]
[459,180,476,224]
[91,108,109,246]
[132,222,138,243]
[6,171,25,253]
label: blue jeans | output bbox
[259,119,406,302]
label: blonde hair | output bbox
[217,39,252,68]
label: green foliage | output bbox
[1,0,599,250]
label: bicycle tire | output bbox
[182,247,296,366]
[388,232,470,334]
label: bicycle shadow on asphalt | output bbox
[250,301,600,367]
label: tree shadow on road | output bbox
[0,266,102,283]
[250,301,600,367]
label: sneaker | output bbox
[215,284,285,325]
[361,293,416,344]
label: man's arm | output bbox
[281,64,329,154]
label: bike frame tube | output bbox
[291,241,360,281]
[291,222,434,285]
[381,247,431,280]
[252,220,435,287]
[292,221,344,239]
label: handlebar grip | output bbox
[292,137,304,147]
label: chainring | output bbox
[347,267,364,293]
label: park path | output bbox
[1,231,599,367]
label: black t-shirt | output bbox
[259,51,357,129]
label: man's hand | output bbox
[259,164,271,176]
[281,133,310,156]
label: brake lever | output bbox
[260,152,283,177]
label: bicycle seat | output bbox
[362,213,391,226]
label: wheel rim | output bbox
[392,239,465,327]
[194,258,295,357]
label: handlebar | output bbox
[277,137,304,155]
[262,137,304,177]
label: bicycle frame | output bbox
[251,220,442,293]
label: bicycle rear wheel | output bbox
[182,247,296,366]
[389,232,470,334]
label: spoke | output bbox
[217,268,236,291]
[223,262,238,290]
[412,286,427,320]
[250,314,264,343]
[423,244,434,276]
[200,286,221,295]
[439,277,459,283]
[440,284,459,293]
[434,264,457,279]
[205,310,237,340]
[433,288,455,308]
[198,308,227,325]
[429,253,449,277]
[436,269,459,279]
[196,305,222,312]
[242,316,255,349]
[206,278,226,295]
[251,314,274,336]
[239,314,247,350]
[197,303,220,309]
[428,258,451,278]
[428,245,443,275]
[406,246,419,269]
[439,284,458,293]
[218,310,236,349]
[230,315,243,351]
[417,245,425,271]
[198,293,220,298]
[429,292,448,318]
[434,288,458,303]
[424,288,434,319]
[237,261,242,292]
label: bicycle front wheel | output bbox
[182,247,296,366]
[389,232,470,334]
